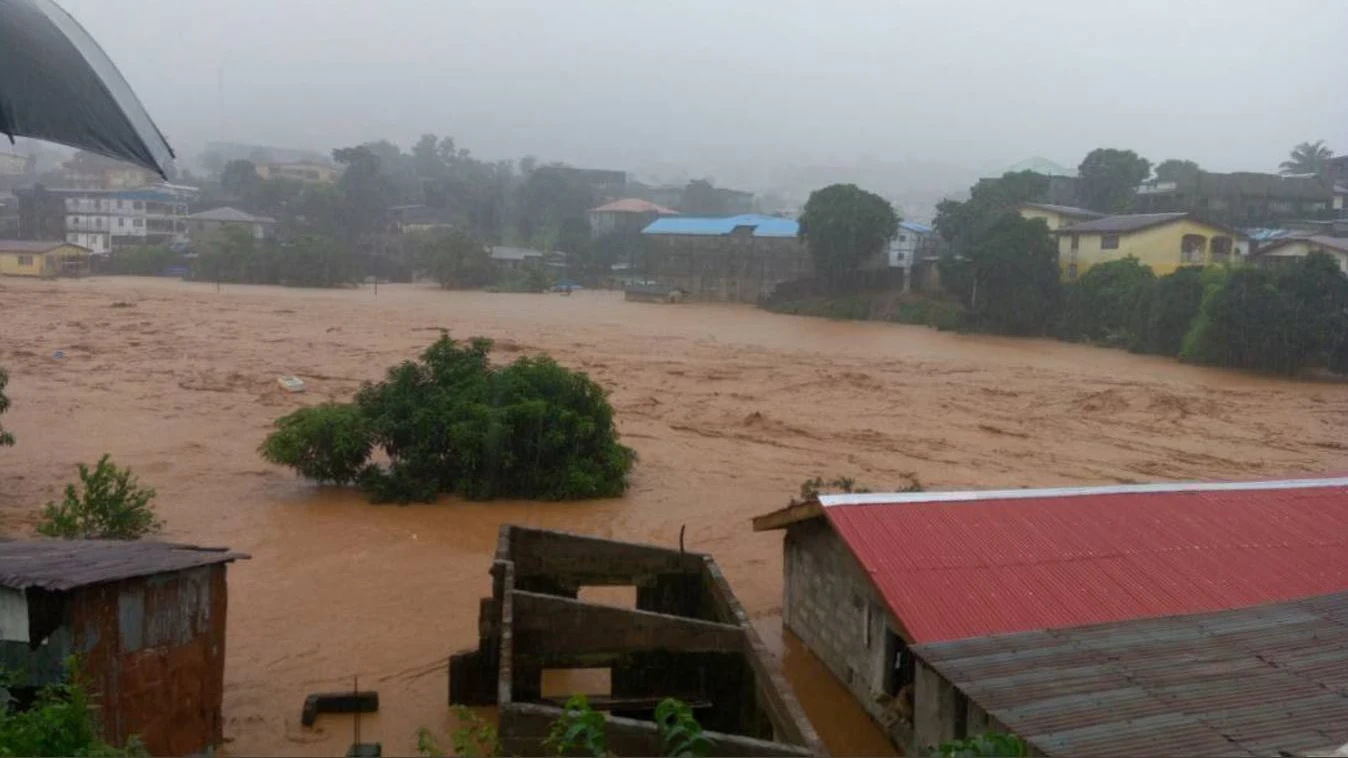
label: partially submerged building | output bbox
[450,526,823,757]
[753,477,1348,755]
[0,540,247,755]
[638,214,811,303]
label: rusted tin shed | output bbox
[0,539,247,756]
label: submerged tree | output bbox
[940,213,1061,336]
[260,335,636,503]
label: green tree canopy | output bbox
[1057,257,1156,345]
[1078,148,1151,212]
[1153,159,1201,183]
[415,228,494,289]
[940,213,1061,335]
[1279,140,1334,175]
[1130,266,1207,357]
[678,179,730,216]
[934,170,1049,251]
[220,159,261,202]
[798,183,899,286]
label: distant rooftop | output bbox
[643,214,798,238]
[186,206,276,224]
[898,220,934,234]
[1059,211,1192,234]
[1019,202,1106,219]
[0,239,78,253]
[490,246,547,261]
[0,540,247,592]
[591,198,678,215]
[1002,156,1077,177]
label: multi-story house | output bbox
[18,186,191,254]
[1133,171,1334,227]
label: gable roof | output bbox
[1058,211,1190,234]
[1258,235,1348,256]
[914,591,1348,757]
[0,539,247,591]
[0,239,82,254]
[643,214,799,238]
[186,206,276,224]
[1019,202,1106,220]
[756,477,1348,644]
[591,198,678,215]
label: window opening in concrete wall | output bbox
[542,668,612,702]
[577,585,637,608]
[884,629,915,698]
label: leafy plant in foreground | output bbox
[36,455,161,540]
[0,657,147,757]
[544,695,608,757]
[654,697,712,758]
[930,731,1027,758]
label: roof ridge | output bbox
[819,476,1348,507]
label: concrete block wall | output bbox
[783,520,899,740]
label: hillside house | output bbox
[186,207,276,241]
[589,198,678,237]
[1056,212,1248,279]
[753,477,1348,755]
[1016,202,1105,230]
[1255,234,1348,273]
[0,239,89,277]
[639,214,811,303]
[0,540,246,755]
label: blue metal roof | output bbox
[898,221,933,234]
[642,214,799,238]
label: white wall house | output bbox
[887,221,935,268]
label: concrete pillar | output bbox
[912,661,957,755]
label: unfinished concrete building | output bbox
[450,526,823,757]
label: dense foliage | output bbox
[1077,148,1151,212]
[193,227,358,287]
[0,660,145,757]
[798,184,899,287]
[261,335,635,503]
[1129,266,1206,356]
[544,695,608,757]
[0,368,12,448]
[1279,140,1334,175]
[940,213,1061,335]
[1057,257,1156,345]
[933,170,1049,251]
[36,455,162,540]
[1181,253,1348,374]
[930,732,1027,757]
[107,246,180,276]
[413,228,495,289]
[765,293,963,330]
[1153,159,1201,183]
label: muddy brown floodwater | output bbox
[3,276,1348,755]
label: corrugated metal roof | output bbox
[898,221,933,234]
[0,239,72,253]
[1019,202,1106,219]
[642,214,799,238]
[1058,212,1190,234]
[914,591,1348,756]
[822,479,1348,643]
[0,539,248,591]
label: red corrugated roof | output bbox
[822,481,1348,643]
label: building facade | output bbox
[0,540,246,756]
[1134,170,1334,226]
[589,198,678,237]
[1056,212,1248,279]
[0,240,90,277]
[186,206,276,241]
[1016,202,1105,230]
[1255,235,1348,273]
[18,187,191,254]
[639,215,811,303]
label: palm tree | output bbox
[1279,140,1334,175]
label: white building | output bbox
[62,188,190,254]
[886,221,935,269]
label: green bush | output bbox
[1181,255,1348,375]
[1129,266,1206,356]
[258,404,373,484]
[495,264,553,293]
[193,227,357,288]
[544,695,607,757]
[0,367,13,448]
[261,335,635,503]
[1057,257,1155,345]
[0,658,146,757]
[36,455,161,540]
[108,246,179,276]
[930,732,1027,757]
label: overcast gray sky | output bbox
[59,0,1348,194]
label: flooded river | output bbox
[3,277,1347,755]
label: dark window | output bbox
[1070,234,1079,251]
[17,255,33,266]
[1101,234,1120,250]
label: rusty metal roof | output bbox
[913,591,1348,757]
[0,539,248,591]
[819,477,1348,643]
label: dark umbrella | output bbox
[0,0,174,177]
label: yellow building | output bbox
[1255,235,1348,273]
[1055,212,1248,279]
[255,161,340,184]
[0,240,91,278]
[1017,202,1105,230]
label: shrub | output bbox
[1056,257,1156,345]
[0,367,12,448]
[0,658,146,757]
[544,695,607,757]
[654,697,712,758]
[259,404,373,484]
[36,455,161,540]
[1129,266,1205,356]
[931,732,1027,757]
[261,335,635,503]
